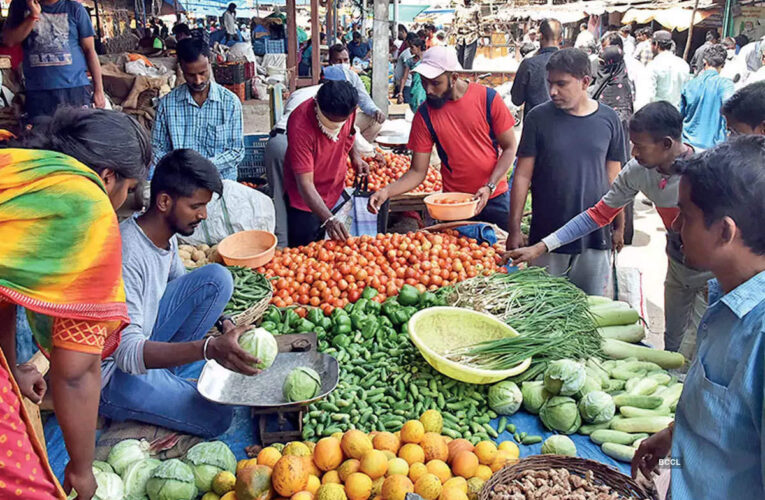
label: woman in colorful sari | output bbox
[0,107,151,500]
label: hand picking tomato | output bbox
[345,151,442,194]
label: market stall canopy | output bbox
[621,3,717,31]
[390,4,431,23]
[182,0,309,17]
[414,8,455,26]
[494,0,717,28]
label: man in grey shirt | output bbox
[100,149,259,438]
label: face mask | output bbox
[316,103,346,141]
[342,63,351,71]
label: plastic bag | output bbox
[178,180,276,246]
[611,255,647,318]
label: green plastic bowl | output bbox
[407,306,532,384]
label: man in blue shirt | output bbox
[347,31,370,62]
[3,0,106,121]
[632,136,765,500]
[681,44,735,150]
[152,38,244,180]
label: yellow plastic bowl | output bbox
[408,307,532,384]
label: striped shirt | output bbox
[152,81,244,180]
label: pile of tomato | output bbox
[256,231,504,312]
[345,152,442,193]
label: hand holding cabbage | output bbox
[208,323,264,375]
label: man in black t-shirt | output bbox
[507,48,626,295]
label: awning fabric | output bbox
[621,7,714,32]
[389,4,430,23]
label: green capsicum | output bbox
[359,317,380,339]
[333,334,351,348]
[284,309,301,328]
[354,298,370,313]
[398,285,420,306]
[344,302,355,313]
[332,307,348,320]
[390,309,410,326]
[332,314,352,334]
[307,308,324,325]
[296,318,314,333]
[350,311,367,330]
[419,291,438,308]
[321,317,332,330]
[380,316,393,329]
[365,300,381,316]
[361,287,379,300]
[381,299,400,318]
[260,321,277,333]
[263,306,282,324]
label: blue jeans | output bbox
[99,265,235,438]
[471,190,510,231]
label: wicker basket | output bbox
[480,455,657,500]
[207,290,273,336]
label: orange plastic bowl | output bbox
[424,192,479,221]
[217,230,277,268]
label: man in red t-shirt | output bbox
[368,46,518,230]
[284,80,369,246]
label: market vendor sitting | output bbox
[368,46,518,230]
[283,80,369,246]
[99,149,260,438]
[327,43,386,142]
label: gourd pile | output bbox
[509,357,682,463]
[237,410,522,500]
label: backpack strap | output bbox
[485,87,499,157]
[417,102,451,172]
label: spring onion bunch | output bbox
[441,267,603,370]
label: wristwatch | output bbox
[485,182,497,192]
[215,314,234,332]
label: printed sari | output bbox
[0,148,131,499]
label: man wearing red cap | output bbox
[368,46,518,230]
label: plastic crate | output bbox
[265,39,285,54]
[238,134,269,181]
[213,62,245,85]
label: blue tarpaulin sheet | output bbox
[44,364,630,484]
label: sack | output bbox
[611,254,647,318]
[178,180,276,246]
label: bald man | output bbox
[511,18,562,121]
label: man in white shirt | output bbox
[222,3,238,43]
[574,23,595,49]
[647,30,690,108]
[619,25,636,59]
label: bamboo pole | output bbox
[683,0,700,60]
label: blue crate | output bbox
[265,39,285,54]
[238,134,269,180]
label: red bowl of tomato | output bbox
[424,193,478,221]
